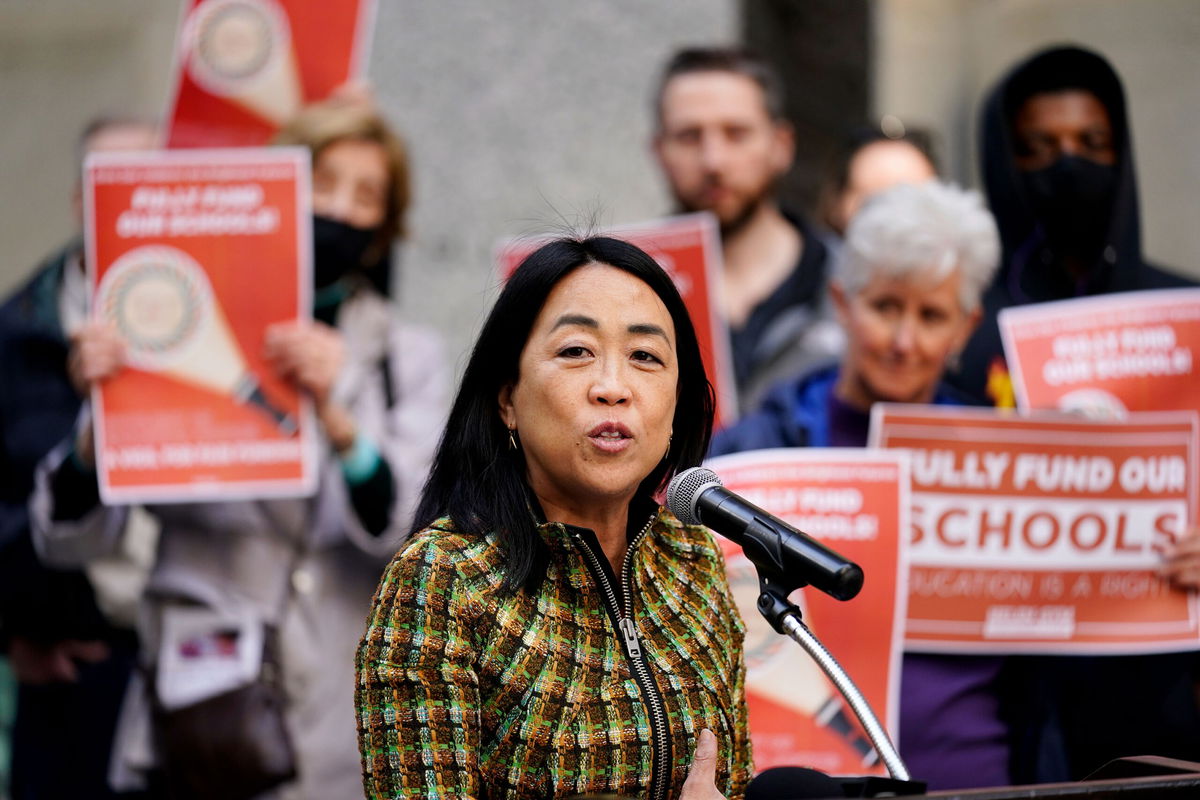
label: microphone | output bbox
[666,467,864,601]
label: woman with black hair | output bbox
[356,236,752,800]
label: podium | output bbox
[922,757,1200,798]
[768,757,1200,798]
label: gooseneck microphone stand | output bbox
[754,571,924,796]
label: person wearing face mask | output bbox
[948,45,1193,408]
[946,46,1200,784]
[29,97,448,798]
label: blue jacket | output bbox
[711,363,977,456]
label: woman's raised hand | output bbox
[680,729,727,800]
[263,320,346,407]
[68,322,127,465]
[68,321,126,396]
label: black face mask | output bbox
[1020,156,1117,256]
[312,215,378,289]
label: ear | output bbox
[828,280,851,327]
[497,382,517,430]
[770,119,795,175]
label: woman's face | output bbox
[499,263,678,514]
[832,267,979,409]
[312,138,389,229]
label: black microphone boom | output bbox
[667,467,864,601]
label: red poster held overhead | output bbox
[165,0,378,147]
[496,213,736,426]
[871,404,1199,654]
[704,450,908,776]
[83,147,316,503]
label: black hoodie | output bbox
[948,45,1193,405]
[958,46,1200,783]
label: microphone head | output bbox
[666,466,723,526]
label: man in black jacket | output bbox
[950,45,1199,784]
[951,45,1192,408]
[0,115,157,799]
[651,47,842,416]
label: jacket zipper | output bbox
[570,514,672,800]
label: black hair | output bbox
[654,46,786,125]
[411,236,715,594]
[817,123,939,234]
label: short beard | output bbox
[718,191,769,237]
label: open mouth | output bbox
[588,422,634,452]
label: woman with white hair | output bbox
[712,180,997,450]
[711,180,1010,790]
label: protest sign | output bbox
[165,0,378,147]
[1000,287,1200,417]
[495,213,736,425]
[84,147,315,503]
[705,450,908,775]
[871,404,1198,654]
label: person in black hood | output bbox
[952,45,1200,784]
[950,44,1193,408]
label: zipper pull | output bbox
[619,617,641,658]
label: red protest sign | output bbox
[165,0,377,147]
[495,213,736,426]
[871,404,1198,654]
[1000,287,1200,417]
[84,147,316,503]
[705,450,908,776]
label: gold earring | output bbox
[508,428,518,451]
[663,434,672,460]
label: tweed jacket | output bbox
[356,505,752,800]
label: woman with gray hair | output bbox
[710,180,1013,790]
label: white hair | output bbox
[837,180,1000,313]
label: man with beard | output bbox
[950,46,1200,784]
[652,47,841,415]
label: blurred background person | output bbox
[711,181,1010,791]
[0,115,159,800]
[30,97,448,799]
[950,45,1194,408]
[948,44,1200,782]
[357,236,751,799]
[816,124,938,242]
[652,46,843,417]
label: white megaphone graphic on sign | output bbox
[182,0,302,126]
[96,244,297,435]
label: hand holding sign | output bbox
[68,321,127,397]
[263,321,344,407]
[1161,525,1200,591]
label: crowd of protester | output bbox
[1,32,1198,800]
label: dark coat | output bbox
[949,45,1200,783]
[0,242,114,643]
[948,45,1194,406]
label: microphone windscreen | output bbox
[666,466,722,525]
[745,766,845,800]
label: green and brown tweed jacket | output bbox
[356,505,752,800]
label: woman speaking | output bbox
[356,237,752,799]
